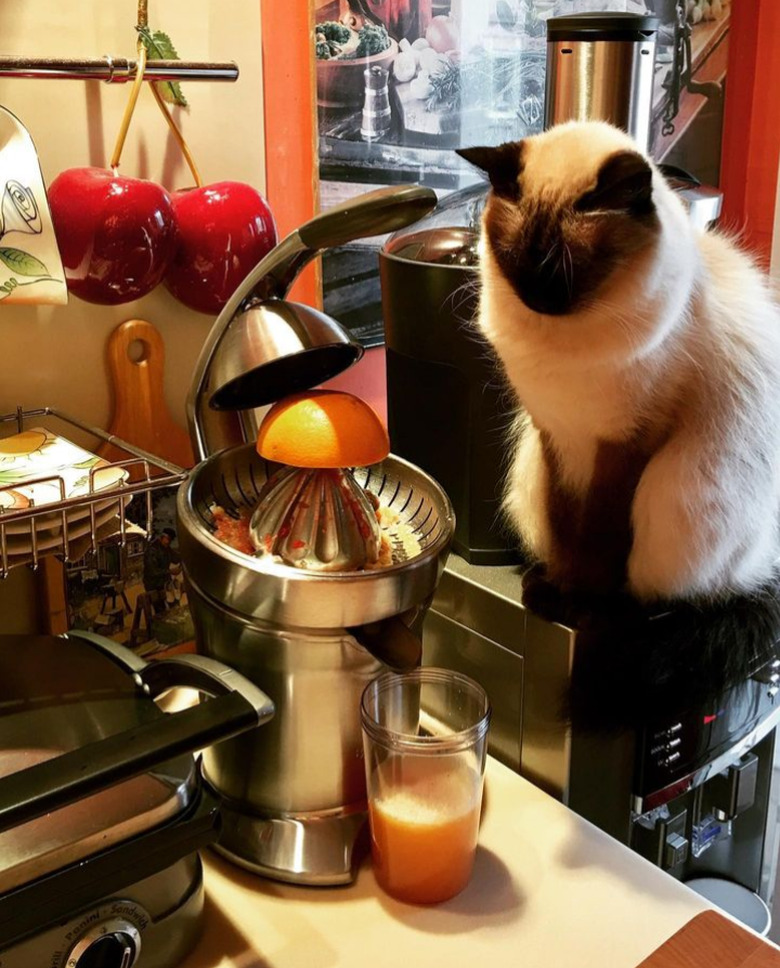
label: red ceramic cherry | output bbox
[164,181,277,315]
[48,167,177,305]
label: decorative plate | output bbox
[0,428,129,536]
[0,106,66,305]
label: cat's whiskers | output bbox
[562,242,574,296]
[538,240,559,270]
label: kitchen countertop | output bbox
[179,757,716,968]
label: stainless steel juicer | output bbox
[177,186,456,885]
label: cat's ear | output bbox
[575,151,654,215]
[456,143,522,200]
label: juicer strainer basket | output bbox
[176,443,454,629]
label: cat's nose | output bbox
[519,286,574,316]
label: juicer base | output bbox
[209,794,370,885]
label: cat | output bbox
[457,121,780,727]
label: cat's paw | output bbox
[521,565,567,623]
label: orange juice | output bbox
[368,756,482,904]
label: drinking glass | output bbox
[360,667,491,904]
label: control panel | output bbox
[634,649,780,808]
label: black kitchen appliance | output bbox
[0,632,274,968]
[380,186,515,566]
[423,557,780,933]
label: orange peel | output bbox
[256,390,390,468]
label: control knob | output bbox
[66,920,141,968]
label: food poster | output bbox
[316,0,731,346]
[63,488,195,658]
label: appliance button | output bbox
[663,752,682,767]
[668,737,682,749]
[664,831,689,869]
[668,722,683,735]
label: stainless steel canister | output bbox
[544,13,659,151]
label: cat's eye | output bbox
[574,151,653,215]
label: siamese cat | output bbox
[457,122,780,726]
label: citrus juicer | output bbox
[247,389,391,572]
[249,464,382,572]
[177,185,457,884]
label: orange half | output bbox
[256,390,390,468]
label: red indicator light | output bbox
[703,714,718,724]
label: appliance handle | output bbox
[0,645,274,834]
[67,629,274,711]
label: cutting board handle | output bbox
[101,319,194,469]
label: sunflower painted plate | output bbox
[0,427,129,536]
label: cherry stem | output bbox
[109,38,147,171]
[148,82,203,188]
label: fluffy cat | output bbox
[458,121,780,725]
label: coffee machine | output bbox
[423,558,780,934]
[381,12,774,931]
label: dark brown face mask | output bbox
[458,142,660,316]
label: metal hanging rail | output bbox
[0,56,239,83]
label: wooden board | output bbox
[98,318,193,469]
[638,911,780,968]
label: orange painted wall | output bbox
[260,0,320,306]
[258,0,388,420]
[720,0,780,264]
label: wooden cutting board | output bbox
[98,318,193,469]
[638,910,780,967]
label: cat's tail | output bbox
[565,580,780,734]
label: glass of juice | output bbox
[360,667,491,904]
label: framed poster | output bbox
[309,0,745,348]
[260,1,778,329]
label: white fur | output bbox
[477,121,780,601]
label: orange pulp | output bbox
[368,757,482,904]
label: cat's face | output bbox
[458,123,662,316]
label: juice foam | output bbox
[369,757,482,904]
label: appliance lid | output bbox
[546,12,659,42]
[0,635,196,893]
[382,183,484,268]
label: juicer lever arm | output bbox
[187,184,437,459]
[298,184,438,252]
[254,185,438,301]
[66,630,275,722]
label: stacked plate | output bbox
[0,427,130,566]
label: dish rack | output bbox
[0,406,187,578]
